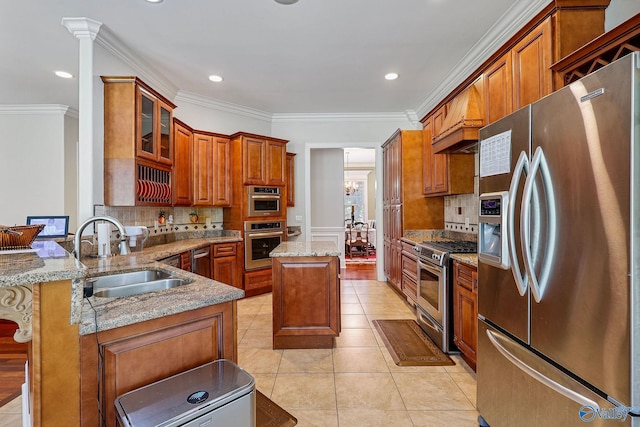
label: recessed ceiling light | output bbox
[385,73,399,81]
[208,75,223,83]
[146,0,163,3]
[55,71,73,79]
[274,0,298,4]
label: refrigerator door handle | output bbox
[486,328,599,408]
[521,147,557,303]
[508,151,529,296]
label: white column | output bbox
[61,18,102,226]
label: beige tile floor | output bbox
[238,279,479,427]
[0,279,478,427]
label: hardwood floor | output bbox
[341,259,376,280]
[0,321,27,408]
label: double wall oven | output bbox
[244,220,285,270]
[414,240,477,353]
[247,186,283,218]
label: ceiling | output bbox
[0,0,549,117]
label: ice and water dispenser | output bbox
[478,191,509,270]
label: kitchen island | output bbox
[270,241,341,349]
[0,236,244,427]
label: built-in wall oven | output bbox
[414,240,477,353]
[244,220,285,270]
[247,186,283,218]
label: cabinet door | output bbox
[453,262,477,370]
[422,119,435,194]
[172,122,193,206]
[157,101,173,165]
[137,87,157,161]
[193,132,214,206]
[433,151,449,194]
[512,17,552,110]
[484,51,513,124]
[266,140,286,186]
[286,152,296,206]
[213,136,231,206]
[382,145,391,205]
[391,135,402,204]
[213,257,239,288]
[243,137,266,185]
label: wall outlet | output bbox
[295,215,303,222]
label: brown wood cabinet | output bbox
[400,240,418,305]
[272,256,340,349]
[382,129,444,292]
[422,117,475,197]
[212,242,241,289]
[172,119,193,206]
[232,133,287,186]
[192,131,214,206]
[180,251,192,272]
[453,260,477,371]
[102,76,177,206]
[80,302,236,427]
[212,135,232,206]
[286,152,296,206]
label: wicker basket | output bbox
[0,224,45,249]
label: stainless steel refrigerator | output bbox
[476,52,640,427]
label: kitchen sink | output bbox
[88,269,172,289]
[87,269,188,298]
[92,278,186,298]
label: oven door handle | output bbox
[418,311,441,333]
[246,231,284,238]
[417,259,443,277]
[251,194,281,200]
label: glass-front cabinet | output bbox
[137,86,173,165]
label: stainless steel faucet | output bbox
[73,215,131,260]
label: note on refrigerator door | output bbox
[480,130,512,177]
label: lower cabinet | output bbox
[453,260,478,371]
[401,240,418,305]
[80,302,235,427]
[272,256,340,349]
[212,242,241,289]
[244,267,273,297]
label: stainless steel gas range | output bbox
[413,240,477,353]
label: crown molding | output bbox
[414,0,549,119]
[272,111,418,124]
[0,105,71,115]
[95,25,180,102]
[175,91,273,122]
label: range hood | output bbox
[432,80,484,154]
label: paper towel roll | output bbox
[97,223,111,256]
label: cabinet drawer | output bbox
[454,261,475,291]
[212,243,237,258]
[402,272,418,303]
[401,253,417,281]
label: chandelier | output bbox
[344,152,359,196]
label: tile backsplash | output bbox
[444,154,479,234]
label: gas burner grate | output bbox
[421,240,477,254]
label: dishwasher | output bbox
[192,246,212,278]
[115,359,255,427]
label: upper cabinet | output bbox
[137,87,174,165]
[192,131,232,207]
[286,152,296,207]
[172,119,193,206]
[232,133,287,186]
[102,76,177,206]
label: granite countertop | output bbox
[0,235,245,335]
[270,241,341,257]
[450,253,478,268]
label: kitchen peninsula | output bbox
[0,236,244,427]
[270,241,341,349]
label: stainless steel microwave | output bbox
[247,186,283,217]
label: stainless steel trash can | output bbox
[115,359,256,427]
